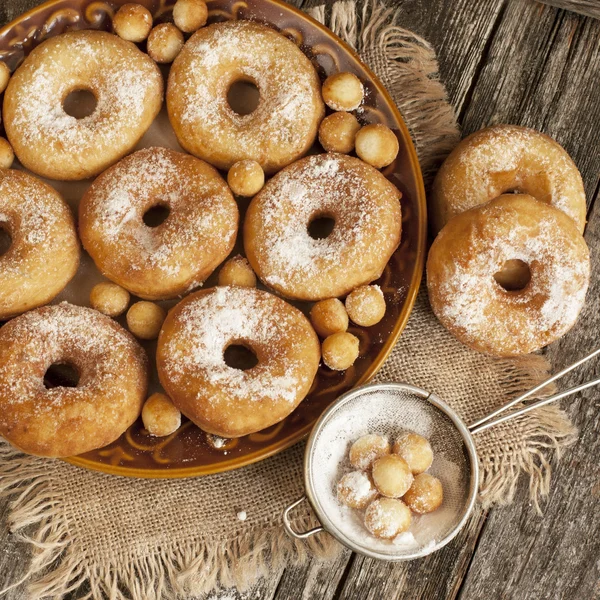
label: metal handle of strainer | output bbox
[469,347,600,434]
[282,496,324,539]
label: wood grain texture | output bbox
[537,0,600,19]
[1,0,600,599]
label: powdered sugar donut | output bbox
[167,20,324,173]
[157,286,320,438]
[430,124,586,234]
[0,169,79,320]
[427,194,590,356]
[79,147,238,300]
[3,30,163,181]
[0,303,148,457]
[244,153,402,301]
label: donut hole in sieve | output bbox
[63,88,98,119]
[227,78,260,115]
[494,259,531,291]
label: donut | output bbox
[173,0,208,33]
[0,169,79,320]
[157,286,320,438]
[113,4,153,43]
[244,153,402,301]
[0,303,148,457]
[79,147,238,300]
[167,20,325,173]
[427,194,590,356]
[430,124,587,234]
[3,30,163,181]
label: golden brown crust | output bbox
[427,194,590,356]
[430,124,587,234]
[79,147,238,300]
[0,169,80,320]
[156,286,320,438]
[167,20,324,173]
[244,153,402,301]
[3,30,163,181]
[0,303,148,457]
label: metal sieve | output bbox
[283,348,600,561]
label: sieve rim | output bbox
[303,382,480,561]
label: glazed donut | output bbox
[3,30,163,181]
[431,124,586,234]
[427,194,590,356]
[157,286,320,438]
[167,20,324,173]
[79,147,238,300]
[0,303,148,457]
[244,153,402,301]
[0,169,79,320]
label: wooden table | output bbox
[1,0,599,598]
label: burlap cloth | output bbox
[0,2,578,598]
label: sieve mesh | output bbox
[306,385,475,558]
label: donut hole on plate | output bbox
[62,88,98,119]
[493,259,531,292]
[307,213,336,240]
[223,342,259,371]
[143,203,171,228]
[0,224,12,257]
[43,362,81,389]
[227,78,260,116]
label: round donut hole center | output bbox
[308,214,336,240]
[224,343,259,371]
[494,259,532,292]
[63,89,98,119]
[227,79,260,115]
[0,226,12,257]
[143,203,171,228]
[43,362,80,389]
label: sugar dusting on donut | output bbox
[82,147,237,282]
[160,287,310,403]
[430,198,590,353]
[248,153,401,297]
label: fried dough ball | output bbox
[142,392,182,437]
[355,123,399,169]
[0,138,14,169]
[310,298,348,338]
[337,471,379,509]
[345,284,386,326]
[218,255,257,288]
[322,72,364,111]
[173,0,208,33]
[318,112,361,154]
[113,3,153,43]
[227,160,265,197]
[372,454,413,498]
[349,433,390,470]
[0,62,10,94]
[321,331,359,371]
[403,473,443,514]
[147,23,184,63]
[90,282,131,317]
[393,432,433,474]
[364,498,411,539]
[127,301,166,340]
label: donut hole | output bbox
[0,226,12,257]
[308,214,336,240]
[224,343,259,371]
[143,203,171,228]
[63,89,98,119]
[227,79,260,115]
[43,362,80,389]
[494,259,531,291]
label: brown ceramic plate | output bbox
[0,0,426,478]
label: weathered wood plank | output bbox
[537,0,600,20]
[0,501,29,600]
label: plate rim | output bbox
[0,0,427,478]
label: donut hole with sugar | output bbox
[62,89,98,120]
[43,362,80,389]
[0,225,11,257]
[142,203,171,228]
[227,78,261,116]
[223,342,259,371]
[307,212,336,240]
[493,259,532,292]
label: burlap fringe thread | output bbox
[0,1,578,599]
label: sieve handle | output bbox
[282,496,325,540]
